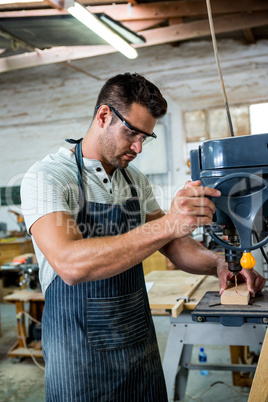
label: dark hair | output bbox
[94,73,167,122]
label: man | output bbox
[21,73,265,402]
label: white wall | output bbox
[0,39,268,227]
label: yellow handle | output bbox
[240,252,256,269]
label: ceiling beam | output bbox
[1,10,268,73]
[0,45,116,73]
[1,0,268,20]
[123,19,166,32]
[243,28,256,44]
[46,0,64,9]
[139,11,268,45]
[111,0,268,21]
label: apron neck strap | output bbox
[66,138,84,204]
[65,138,138,199]
[120,169,138,198]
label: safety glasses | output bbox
[96,104,157,144]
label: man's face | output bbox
[99,103,156,172]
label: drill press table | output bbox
[145,271,268,401]
[192,290,268,325]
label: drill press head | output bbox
[190,133,268,275]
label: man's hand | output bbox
[217,259,266,297]
[166,180,221,238]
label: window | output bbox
[184,104,251,143]
[250,103,268,134]
[184,102,268,167]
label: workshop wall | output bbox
[0,39,268,228]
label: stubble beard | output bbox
[99,126,130,170]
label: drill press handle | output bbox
[207,172,268,252]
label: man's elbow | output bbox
[53,258,85,286]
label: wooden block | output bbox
[221,283,250,305]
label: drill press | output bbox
[190,133,268,284]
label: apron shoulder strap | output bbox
[65,138,84,205]
[120,169,138,198]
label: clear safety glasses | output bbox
[96,104,157,144]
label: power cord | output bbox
[17,311,45,371]
[185,381,249,400]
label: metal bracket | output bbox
[176,296,189,303]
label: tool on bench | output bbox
[1,253,40,291]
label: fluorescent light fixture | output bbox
[0,0,43,3]
[67,2,138,60]
[96,13,145,45]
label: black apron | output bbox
[42,139,168,401]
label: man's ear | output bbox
[96,105,111,129]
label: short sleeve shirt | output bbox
[21,147,160,294]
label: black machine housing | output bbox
[190,133,268,272]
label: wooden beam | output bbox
[171,275,206,318]
[46,0,64,10]
[221,283,250,305]
[169,17,183,25]
[243,28,256,44]
[0,45,116,73]
[57,0,268,21]
[1,9,268,73]
[124,19,166,32]
[139,11,268,45]
[1,0,268,20]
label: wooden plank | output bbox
[171,275,206,317]
[4,290,44,302]
[248,329,268,402]
[221,283,250,305]
[124,19,166,32]
[243,28,256,44]
[140,11,268,46]
[1,10,268,73]
[184,275,219,309]
[145,270,208,316]
[0,45,117,74]
[148,278,203,309]
[1,0,268,20]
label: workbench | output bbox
[146,271,268,402]
[0,237,34,302]
[4,290,44,358]
[0,237,34,267]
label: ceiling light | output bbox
[0,0,43,3]
[96,13,145,45]
[67,2,138,60]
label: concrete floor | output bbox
[0,303,252,402]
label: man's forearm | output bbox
[60,217,173,284]
[161,235,222,276]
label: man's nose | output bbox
[130,141,142,154]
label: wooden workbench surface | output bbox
[145,270,220,311]
[4,290,44,302]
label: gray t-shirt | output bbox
[21,147,160,294]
